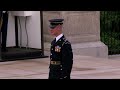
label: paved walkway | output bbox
[0,55,120,79]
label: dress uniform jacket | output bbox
[49,35,73,79]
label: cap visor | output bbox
[49,25,56,29]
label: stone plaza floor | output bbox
[0,55,120,79]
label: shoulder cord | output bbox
[62,40,67,46]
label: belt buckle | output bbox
[53,61,56,64]
[51,61,60,65]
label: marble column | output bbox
[43,11,108,58]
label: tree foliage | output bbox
[100,11,120,32]
[100,11,120,54]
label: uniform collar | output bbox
[55,33,63,42]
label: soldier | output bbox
[1,11,9,52]
[48,18,73,79]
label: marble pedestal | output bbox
[43,11,108,58]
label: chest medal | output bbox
[55,46,61,52]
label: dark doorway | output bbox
[0,11,48,62]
